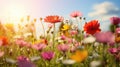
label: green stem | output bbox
[53,24,55,49]
[40,21,45,38]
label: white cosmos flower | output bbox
[90,61,101,67]
[30,56,41,61]
[83,36,96,43]
[5,58,16,64]
[62,59,76,65]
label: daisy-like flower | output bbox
[108,48,118,54]
[70,11,82,18]
[0,36,8,46]
[61,24,70,31]
[82,36,96,43]
[70,50,88,62]
[57,44,69,53]
[41,51,54,61]
[32,44,46,51]
[44,15,63,23]
[110,17,120,25]
[84,20,101,35]
[17,56,35,67]
[94,31,115,45]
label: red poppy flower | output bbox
[0,36,8,46]
[44,15,63,23]
[84,20,101,35]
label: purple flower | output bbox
[57,44,69,52]
[41,51,54,61]
[94,31,115,45]
[108,48,118,54]
[32,44,46,51]
[110,17,120,25]
[17,56,36,67]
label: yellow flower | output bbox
[70,50,88,62]
[5,23,14,32]
[61,24,70,31]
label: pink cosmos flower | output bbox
[94,31,115,45]
[32,44,46,51]
[108,48,118,54]
[41,51,54,61]
[0,51,4,57]
[115,28,120,34]
[60,35,66,40]
[110,17,120,25]
[70,30,78,35]
[57,44,69,52]
[17,56,35,67]
[15,38,31,48]
[70,11,82,18]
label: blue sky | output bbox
[0,0,120,34]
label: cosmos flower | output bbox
[57,44,69,52]
[32,44,46,51]
[62,59,76,65]
[94,31,115,45]
[110,17,120,25]
[82,36,96,43]
[61,24,70,31]
[41,51,54,61]
[70,50,88,62]
[84,20,101,35]
[17,56,35,67]
[0,36,8,46]
[70,11,82,18]
[70,30,78,35]
[90,61,101,67]
[44,15,63,23]
[108,48,118,54]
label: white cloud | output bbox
[88,1,120,31]
[88,1,120,21]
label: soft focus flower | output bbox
[32,44,46,51]
[0,51,4,57]
[110,17,120,25]
[44,15,63,23]
[108,48,118,54]
[48,23,53,28]
[15,39,31,47]
[41,51,54,61]
[0,36,8,46]
[70,50,88,62]
[94,32,115,45]
[61,24,70,31]
[115,28,120,34]
[70,11,82,18]
[17,56,35,67]
[30,56,41,61]
[60,35,67,40]
[115,28,120,43]
[57,44,69,52]
[70,30,78,35]
[90,61,101,67]
[62,59,76,65]
[82,36,96,43]
[84,20,101,35]
[5,23,14,32]
[5,58,16,64]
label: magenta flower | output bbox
[57,44,69,52]
[108,48,118,54]
[41,51,54,61]
[94,31,115,45]
[70,11,82,18]
[32,44,46,51]
[115,28,120,34]
[110,17,120,25]
[17,56,35,67]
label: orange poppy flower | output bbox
[84,20,101,35]
[44,15,63,23]
[70,50,88,62]
[0,36,8,46]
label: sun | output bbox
[8,5,26,24]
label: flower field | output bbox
[0,11,120,67]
